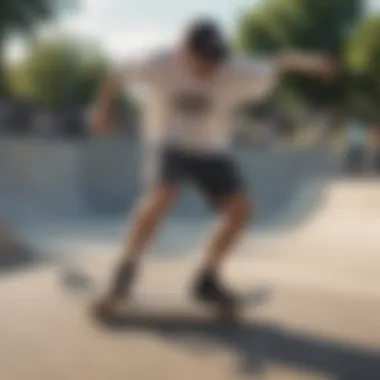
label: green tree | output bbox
[238,0,362,55]
[1,0,78,98]
[236,0,364,106]
[7,36,139,134]
[7,37,108,107]
[345,13,380,116]
[237,0,305,54]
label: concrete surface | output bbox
[0,179,380,380]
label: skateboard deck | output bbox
[89,288,271,327]
[58,267,272,326]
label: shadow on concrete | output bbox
[96,317,380,380]
[0,224,41,275]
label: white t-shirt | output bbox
[121,50,278,152]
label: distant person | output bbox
[315,112,332,146]
[345,116,367,174]
[371,124,380,175]
[91,17,336,313]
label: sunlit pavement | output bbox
[1,180,380,379]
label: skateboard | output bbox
[89,288,272,327]
[58,267,272,326]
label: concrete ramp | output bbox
[79,140,340,228]
[0,138,341,230]
[0,139,84,220]
[298,179,380,237]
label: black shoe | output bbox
[91,262,137,318]
[193,271,237,308]
[109,261,137,299]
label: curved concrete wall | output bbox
[0,137,342,227]
[0,139,84,219]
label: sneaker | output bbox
[193,271,237,308]
[109,261,137,299]
[92,262,137,316]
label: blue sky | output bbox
[63,0,259,60]
[6,0,380,61]
[6,0,258,61]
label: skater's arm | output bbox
[276,51,337,78]
[228,52,336,106]
[90,52,163,134]
[90,67,126,134]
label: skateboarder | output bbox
[91,17,336,312]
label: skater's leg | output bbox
[107,185,178,300]
[200,193,251,273]
[193,193,251,305]
[95,146,187,315]
[121,186,178,266]
[185,153,252,305]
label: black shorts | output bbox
[151,146,245,205]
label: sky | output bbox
[6,0,380,62]
[6,0,259,62]
[62,0,259,60]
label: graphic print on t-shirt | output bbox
[168,90,215,147]
[172,91,213,118]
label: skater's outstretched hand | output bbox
[90,105,111,135]
[277,51,338,80]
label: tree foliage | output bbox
[237,0,363,56]
[7,37,108,107]
[0,0,79,98]
[236,0,364,108]
[344,14,380,116]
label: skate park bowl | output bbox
[0,137,341,262]
[0,137,341,226]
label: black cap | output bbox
[185,18,229,62]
